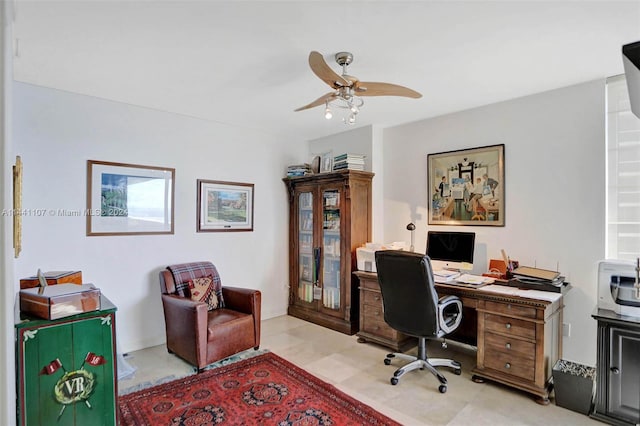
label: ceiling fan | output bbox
[295,51,422,124]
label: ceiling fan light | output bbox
[324,105,333,120]
[324,101,333,120]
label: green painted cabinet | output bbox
[15,296,117,426]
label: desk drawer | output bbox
[363,303,384,321]
[484,301,536,319]
[361,279,380,291]
[362,289,383,306]
[361,312,395,340]
[485,332,535,360]
[484,314,535,340]
[484,349,535,381]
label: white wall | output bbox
[308,125,385,241]
[309,126,374,172]
[383,80,605,365]
[12,82,304,353]
[2,2,17,425]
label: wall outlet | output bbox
[563,323,571,337]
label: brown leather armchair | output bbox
[159,262,261,371]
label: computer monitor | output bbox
[426,231,476,272]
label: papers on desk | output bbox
[512,266,560,281]
[433,270,460,282]
[434,272,494,286]
[480,284,562,302]
[456,274,494,285]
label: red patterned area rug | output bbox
[118,351,400,425]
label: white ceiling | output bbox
[11,1,640,142]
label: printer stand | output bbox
[591,309,640,425]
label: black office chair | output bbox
[375,250,463,393]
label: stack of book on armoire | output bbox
[286,163,312,177]
[333,153,365,171]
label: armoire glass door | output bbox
[297,191,314,303]
[322,189,341,310]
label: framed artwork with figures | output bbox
[427,144,504,226]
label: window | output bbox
[606,75,640,260]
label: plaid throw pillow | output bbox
[168,262,225,310]
[188,275,220,311]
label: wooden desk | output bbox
[354,271,563,404]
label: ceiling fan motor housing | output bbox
[335,52,354,67]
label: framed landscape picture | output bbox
[87,160,175,236]
[427,144,505,226]
[197,180,254,232]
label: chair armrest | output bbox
[439,295,460,306]
[222,287,261,349]
[438,295,462,335]
[162,293,206,311]
[222,287,261,316]
[161,294,208,367]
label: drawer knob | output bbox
[611,367,620,374]
[374,296,380,301]
[375,311,381,316]
[374,326,380,331]
[507,304,512,310]
[505,343,511,349]
[505,363,511,369]
[505,323,512,329]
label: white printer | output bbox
[598,259,640,318]
[356,242,405,273]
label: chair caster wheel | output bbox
[439,385,447,393]
[390,377,398,385]
[384,358,391,366]
[454,369,462,375]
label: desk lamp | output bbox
[406,223,415,252]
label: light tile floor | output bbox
[119,315,599,425]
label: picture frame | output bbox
[87,160,175,236]
[428,144,505,226]
[320,151,333,173]
[197,180,254,232]
[13,156,22,257]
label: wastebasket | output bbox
[552,359,596,415]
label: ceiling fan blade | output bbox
[354,82,422,98]
[294,92,337,112]
[309,51,350,89]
